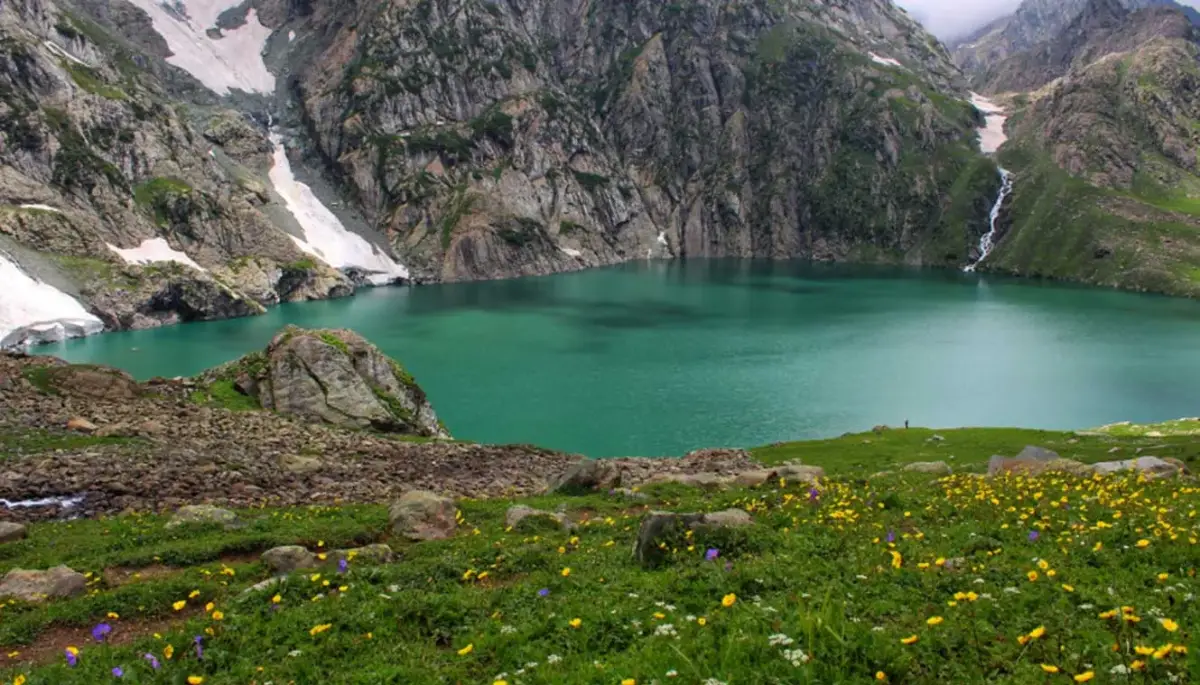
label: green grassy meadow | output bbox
[1,427,1198,684]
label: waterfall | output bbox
[964,168,1012,273]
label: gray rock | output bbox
[389,491,457,541]
[333,544,395,565]
[733,469,778,487]
[0,566,87,601]
[644,472,734,491]
[901,461,952,475]
[251,327,447,438]
[612,487,650,501]
[262,545,317,574]
[774,462,825,484]
[0,522,26,543]
[279,454,323,475]
[634,509,753,567]
[1015,446,1060,462]
[165,504,240,529]
[552,459,621,494]
[1091,456,1181,480]
[506,505,574,531]
[242,577,283,595]
[989,455,1090,477]
[66,417,98,433]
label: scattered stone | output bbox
[611,487,650,501]
[552,459,621,494]
[774,462,825,484]
[681,448,752,462]
[279,454,323,475]
[733,469,778,487]
[927,434,945,442]
[942,557,969,571]
[872,425,890,433]
[333,543,395,565]
[0,521,27,543]
[987,446,1063,476]
[901,461,951,475]
[389,490,457,541]
[644,472,733,491]
[242,577,283,595]
[48,366,140,401]
[634,509,754,567]
[65,417,97,433]
[506,505,574,532]
[165,504,240,529]
[989,455,1089,477]
[1091,456,1182,480]
[262,545,317,574]
[0,565,87,601]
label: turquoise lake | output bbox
[42,260,1200,457]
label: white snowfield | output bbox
[124,0,274,95]
[18,204,63,213]
[868,52,903,68]
[969,92,1008,154]
[107,237,206,271]
[0,251,103,346]
[268,134,410,283]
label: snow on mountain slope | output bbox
[268,134,409,284]
[124,0,274,95]
[107,238,206,271]
[0,251,103,347]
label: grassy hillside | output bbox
[1,428,1197,684]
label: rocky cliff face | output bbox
[276,0,999,281]
[973,0,1198,94]
[983,29,1200,296]
[950,0,1200,79]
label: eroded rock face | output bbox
[388,490,457,541]
[0,565,86,601]
[252,326,448,437]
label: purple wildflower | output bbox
[65,649,78,667]
[194,635,204,659]
[338,558,349,574]
[537,588,550,597]
[808,487,820,502]
[112,666,124,678]
[705,548,720,561]
[92,623,112,642]
[1028,530,1040,542]
[143,653,160,669]
[886,530,895,543]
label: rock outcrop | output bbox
[220,326,449,437]
[634,509,754,567]
[165,504,240,529]
[0,565,87,601]
[388,490,457,541]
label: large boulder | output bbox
[644,472,734,491]
[262,546,317,574]
[389,491,458,541]
[988,446,1064,477]
[634,509,754,567]
[228,326,448,437]
[989,455,1089,477]
[0,566,87,601]
[1091,456,1182,480]
[0,522,26,543]
[552,459,621,494]
[773,462,825,484]
[333,544,396,565]
[506,505,574,532]
[165,505,240,529]
[30,364,140,401]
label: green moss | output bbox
[371,385,414,424]
[283,258,318,271]
[318,332,351,355]
[571,171,610,192]
[133,177,194,227]
[62,62,126,100]
[0,428,136,456]
[439,187,475,250]
[188,379,260,411]
[20,366,60,395]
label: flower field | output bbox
[1,428,1198,684]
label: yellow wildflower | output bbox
[876,672,887,681]
[561,567,571,577]
[211,611,224,621]
[697,617,707,626]
[172,600,186,611]
[309,623,332,637]
[1041,665,1059,673]
[205,602,214,613]
[1074,672,1094,682]
[569,618,582,629]
[1130,660,1146,671]
[271,594,282,604]
[1160,618,1179,632]
[1061,584,1074,592]
[188,590,200,599]
[1029,626,1046,639]
[187,677,204,685]
[457,644,474,656]
[1136,539,1150,548]
[164,644,174,660]
[1026,570,1038,582]
[926,616,944,626]
[621,680,636,685]
[722,593,737,608]
[1134,645,1155,656]
[900,635,918,645]
[106,612,119,619]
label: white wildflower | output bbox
[500,625,517,634]
[654,624,678,637]
[768,633,794,646]
[666,670,678,677]
[782,648,810,666]
[547,655,562,664]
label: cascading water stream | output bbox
[964,168,1012,273]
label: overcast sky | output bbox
[895,0,1200,40]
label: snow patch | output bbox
[0,494,85,510]
[43,40,91,67]
[107,238,206,271]
[969,92,1008,154]
[123,0,274,95]
[268,133,409,282]
[559,247,582,258]
[656,232,668,246]
[868,52,903,68]
[18,204,63,213]
[288,30,296,42]
[0,251,103,346]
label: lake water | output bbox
[42,260,1200,457]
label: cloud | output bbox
[895,0,1200,40]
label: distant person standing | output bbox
[904,419,909,429]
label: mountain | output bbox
[974,0,1198,93]
[980,14,1200,296]
[950,0,1200,76]
[0,0,1007,343]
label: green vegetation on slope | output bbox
[1,430,1197,684]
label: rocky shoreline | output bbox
[0,350,760,523]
